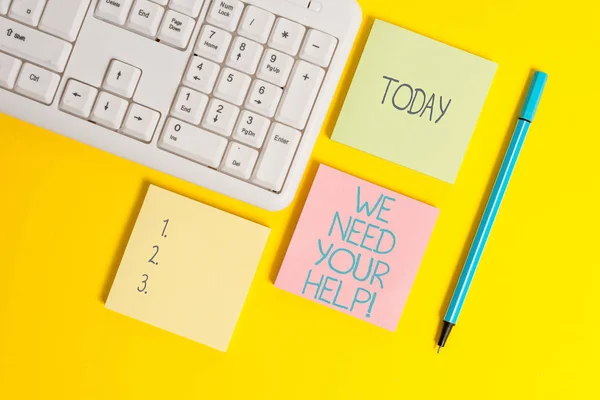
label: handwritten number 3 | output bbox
[149,245,159,265]
[137,274,149,293]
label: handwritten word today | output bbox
[302,187,397,317]
[380,75,452,124]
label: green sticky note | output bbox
[332,20,497,183]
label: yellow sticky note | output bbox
[105,185,270,351]
[332,20,497,183]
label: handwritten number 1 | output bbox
[162,219,169,237]
[149,245,159,265]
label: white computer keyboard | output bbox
[0,0,361,210]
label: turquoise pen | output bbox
[437,71,548,352]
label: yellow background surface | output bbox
[1,0,598,398]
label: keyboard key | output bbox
[170,86,208,124]
[182,56,220,94]
[103,59,141,98]
[0,0,11,14]
[150,0,166,4]
[157,10,194,48]
[121,103,160,142]
[220,142,258,179]
[195,25,231,63]
[226,36,263,74]
[127,0,164,37]
[276,60,324,130]
[159,118,227,168]
[213,67,251,106]
[201,98,239,137]
[256,48,293,87]
[90,91,129,129]
[0,17,72,72]
[8,0,46,26]
[0,52,22,89]
[232,110,269,148]
[252,123,300,191]
[268,17,305,56]
[245,80,282,118]
[308,0,321,11]
[38,0,90,42]
[95,0,134,26]
[59,79,98,118]
[205,0,243,32]
[237,5,274,44]
[168,0,203,18]
[14,63,60,104]
[299,29,337,68]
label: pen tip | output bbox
[437,346,441,354]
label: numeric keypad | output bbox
[161,1,338,193]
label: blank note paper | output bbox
[105,185,270,351]
[275,165,439,331]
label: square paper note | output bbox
[106,185,270,351]
[275,165,439,331]
[332,19,497,183]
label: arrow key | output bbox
[59,79,98,118]
[121,103,160,143]
[103,59,141,98]
[226,36,263,75]
[201,98,239,137]
[245,79,282,118]
[91,91,128,129]
[182,55,220,94]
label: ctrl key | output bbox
[159,118,228,168]
[15,63,60,104]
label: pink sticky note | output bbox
[275,165,439,331]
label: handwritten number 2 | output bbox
[137,274,148,293]
[149,245,159,265]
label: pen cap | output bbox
[519,71,548,122]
